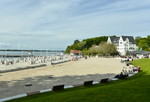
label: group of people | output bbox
[115,66,140,79]
[72,55,83,61]
[115,58,141,79]
[115,72,128,79]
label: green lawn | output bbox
[8,58,150,102]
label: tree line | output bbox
[135,36,150,51]
[65,35,150,55]
[65,36,108,54]
[65,36,118,55]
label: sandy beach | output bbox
[0,57,124,99]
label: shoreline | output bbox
[0,55,72,73]
[0,58,72,73]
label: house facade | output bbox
[107,36,137,55]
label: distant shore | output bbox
[0,49,64,52]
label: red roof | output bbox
[70,50,82,53]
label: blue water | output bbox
[0,50,63,60]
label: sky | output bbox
[0,0,150,50]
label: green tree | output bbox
[65,36,108,54]
[135,36,142,46]
[73,39,80,44]
[83,36,108,49]
[65,46,70,53]
[78,41,86,49]
[89,45,99,54]
[98,42,118,56]
[147,36,150,47]
[88,42,118,56]
[135,36,150,51]
[138,38,148,50]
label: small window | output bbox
[120,42,122,44]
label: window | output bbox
[120,42,122,44]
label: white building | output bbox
[107,36,138,55]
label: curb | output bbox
[0,59,72,74]
[0,72,138,102]
[0,94,27,102]
[0,64,46,74]
[51,59,71,65]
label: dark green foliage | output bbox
[74,39,80,44]
[135,36,142,45]
[135,36,150,51]
[147,36,150,47]
[65,43,83,53]
[65,36,108,53]
[83,36,108,48]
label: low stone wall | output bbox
[0,64,46,73]
[51,59,71,65]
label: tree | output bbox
[139,38,148,50]
[78,41,86,49]
[138,38,148,50]
[88,42,118,56]
[98,42,118,56]
[135,36,142,46]
[89,45,99,54]
[65,46,70,53]
[73,39,80,44]
[65,36,108,54]
[147,36,150,47]
[83,36,108,49]
[135,36,150,51]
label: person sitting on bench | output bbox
[115,72,128,79]
[133,67,140,72]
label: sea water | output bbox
[0,50,63,61]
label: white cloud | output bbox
[0,0,150,49]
